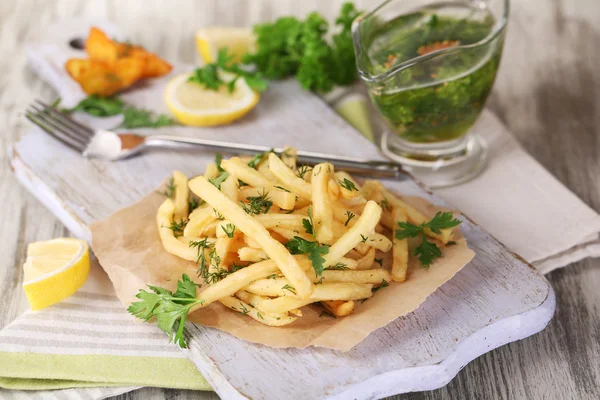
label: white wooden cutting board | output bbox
[9,19,554,400]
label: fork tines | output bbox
[25,100,94,152]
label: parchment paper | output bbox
[91,186,474,352]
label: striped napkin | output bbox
[0,260,210,395]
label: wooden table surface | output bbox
[0,0,598,399]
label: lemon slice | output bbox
[195,27,255,64]
[23,238,90,310]
[165,72,260,127]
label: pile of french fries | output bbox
[66,27,172,96]
[157,148,456,325]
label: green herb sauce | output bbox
[367,7,502,143]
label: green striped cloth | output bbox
[0,261,211,395]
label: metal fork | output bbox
[25,99,408,180]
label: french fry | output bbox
[156,199,202,261]
[328,179,341,199]
[235,290,271,308]
[189,259,280,312]
[321,300,354,317]
[244,277,295,297]
[204,163,219,179]
[344,249,363,260]
[335,171,361,199]
[252,214,305,230]
[244,234,262,249]
[172,171,189,221]
[257,283,373,314]
[238,247,268,262]
[312,163,335,244]
[322,201,382,269]
[316,268,391,285]
[332,200,361,228]
[364,232,393,252]
[355,247,376,270]
[268,153,312,200]
[188,176,314,298]
[257,160,277,182]
[219,297,297,326]
[213,237,233,273]
[270,228,314,243]
[183,207,217,238]
[392,207,409,282]
[221,157,275,188]
[281,146,297,170]
[220,175,239,202]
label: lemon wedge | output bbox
[23,238,90,310]
[165,72,259,127]
[195,27,255,64]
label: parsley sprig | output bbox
[188,49,268,93]
[57,95,177,129]
[285,236,329,276]
[128,274,203,348]
[302,206,315,237]
[243,2,360,92]
[395,211,461,268]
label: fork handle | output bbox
[145,135,408,180]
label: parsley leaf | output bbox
[247,149,274,169]
[302,206,315,236]
[189,48,268,93]
[394,211,461,268]
[284,236,329,276]
[243,2,361,92]
[60,95,176,129]
[413,238,442,268]
[395,222,422,239]
[117,106,177,129]
[424,211,462,234]
[128,274,203,348]
[61,95,124,116]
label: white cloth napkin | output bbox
[433,111,600,274]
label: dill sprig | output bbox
[241,191,273,215]
[163,219,188,237]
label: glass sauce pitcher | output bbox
[352,0,509,187]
